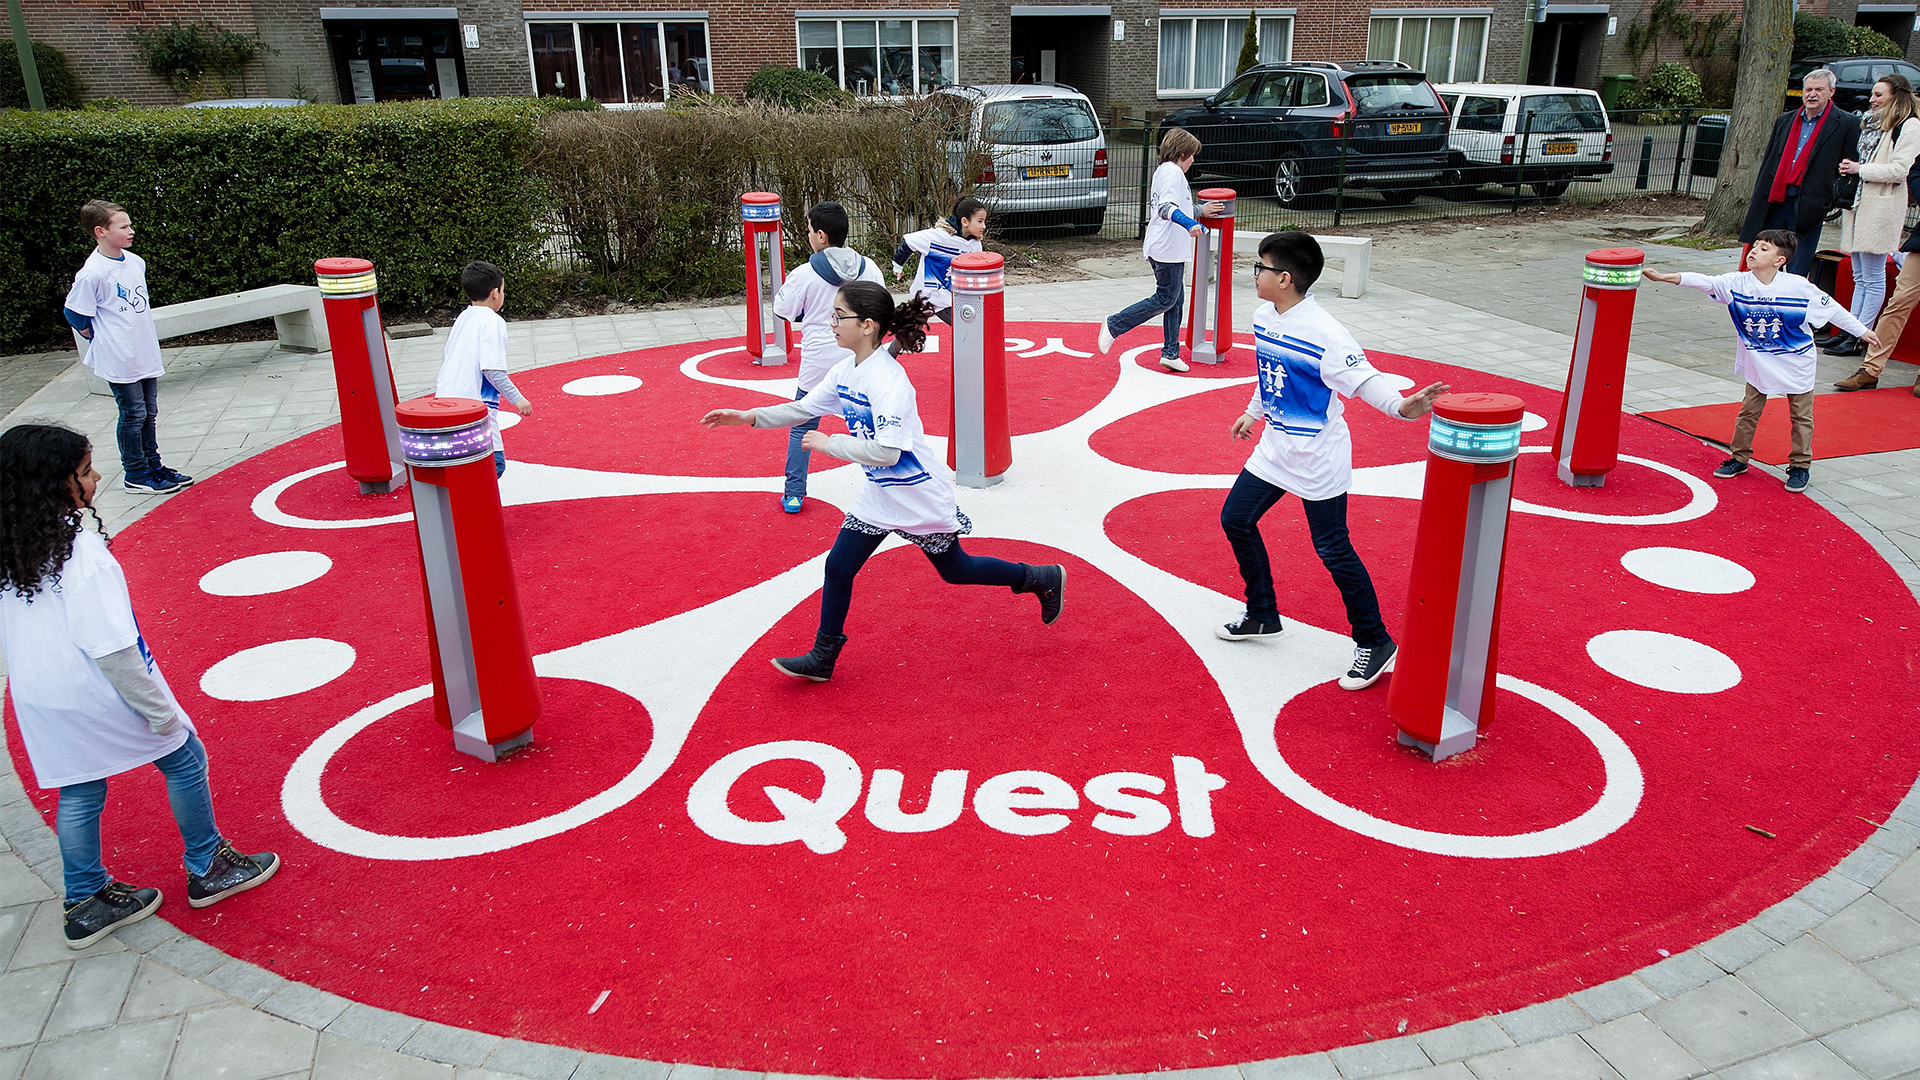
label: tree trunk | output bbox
[1695,0,1793,237]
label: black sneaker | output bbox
[154,466,195,489]
[1339,641,1397,690]
[1785,467,1810,494]
[64,881,161,950]
[1016,564,1066,625]
[1711,458,1749,479]
[187,842,280,908]
[1216,614,1283,641]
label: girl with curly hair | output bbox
[0,425,278,949]
[701,281,1065,682]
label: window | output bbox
[1457,95,1506,132]
[797,18,956,95]
[527,20,711,103]
[1157,15,1293,94]
[1520,93,1606,134]
[1366,14,1487,83]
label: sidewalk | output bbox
[2,218,1919,1080]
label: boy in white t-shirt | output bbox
[1218,232,1447,690]
[1644,230,1876,493]
[771,201,884,513]
[63,200,192,496]
[434,262,532,478]
[1096,127,1227,372]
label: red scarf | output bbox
[1768,105,1831,203]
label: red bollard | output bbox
[742,192,791,366]
[1183,187,1238,365]
[314,258,405,493]
[1387,393,1525,763]
[947,252,1012,487]
[397,397,542,762]
[1551,248,1643,488]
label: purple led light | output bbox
[399,418,493,466]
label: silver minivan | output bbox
[1434,83,1615,198]
[935,84,1110,233]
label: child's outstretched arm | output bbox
[1642,269,1684,285]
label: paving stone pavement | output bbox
[1,218,1919,1079]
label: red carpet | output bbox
[10,323,1920,1077]
[1641,385,1920,464]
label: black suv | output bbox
[1786,56,1920,112]
[1160,60,1453,208]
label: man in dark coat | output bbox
[1741,68,1860,278]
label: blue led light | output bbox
[1429,416,1523,463]
[741,200,782,221]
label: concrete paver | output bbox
[1575,1014,1701,1080]
[167,1005,317,1080]
[1739,937,1907,1036]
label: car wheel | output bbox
[1532,180,1571,199]
[1271,152,1312,208]
[1380,188,1420,206]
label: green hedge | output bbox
[1,40,84,110]
[0,98,551,349]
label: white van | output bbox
[932,83,1110,234]
[1433,83,1615,198]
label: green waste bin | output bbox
[1691,114,1730,179]
[1600,74,1637,112]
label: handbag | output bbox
[1832,172,1861,211]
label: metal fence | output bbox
[984,108,1727,243]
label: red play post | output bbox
[1183,187,1237,365]
[741,192,791,366]
[1387,393,1525,763]
[396,397,543,763]
[1551,248,1643,488]
[947,251,1012,487]
[314,258,405,493]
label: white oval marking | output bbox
[1522,411,1548,432]
[563,375,643,396]
[198,551,333,597]
[497,410,522,430]
[1620,547,1755,594]
[201,638,356,701]
[1587,630,1741,694]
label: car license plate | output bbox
[1388,122,1421,134]
[1024,164,1070,179]
[1543,140,1579,155]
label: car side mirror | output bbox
[1203,95,1218,111]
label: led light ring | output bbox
[952,270,1005,292]
[316,271,379,297]
[740,194,782,222]
[1582,263,1642,290]
[398,419,494,467]
[1428,415,1524,464]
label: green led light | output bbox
[1583,263,1641,288]
[1429,416,1523,463]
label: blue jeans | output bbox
[784,387,820,498]
[1107,258,1186,360]
[1761,194,1824,277]
[1219,470,1390,648]
[494,451,507,478]
[108,377,161,476]
[57,733,222,906]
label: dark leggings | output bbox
[818,526,1026,636]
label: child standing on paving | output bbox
[436,261,533,479]
[1216,232,1446,691]
[63,200,193,495]
[0,424,280,949]
[893,196,988,326]
[1097,128,1227,373]
[771,201,884,514]
[1644,229,1877,493]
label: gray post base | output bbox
[452,710,533,762]
[1192,343,1227,365]
[358,464,407,495]
[753,350,789,367]
[956,472,1004,489]
[1398,706,1479,763]
[1557,461,1606,487]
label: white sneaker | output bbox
[1160,355,1189,373]
[1097,321,1114,355]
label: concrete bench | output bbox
[1233,232,1371,299]
[75,283,330,394]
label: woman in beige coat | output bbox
[1829,75,1920,357]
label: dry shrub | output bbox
[531,99,984,301]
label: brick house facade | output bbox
[15,0,1918,116]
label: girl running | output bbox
[702,281,1065,681]
[0,425,279,949]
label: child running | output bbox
[1097,128,1226,372]
[771,201,884,514]
[1218,232,1446,689]
[701,281,1065,681]
[893,196,988,326]
[0,425,279,949]
[435,261,533,478]
[1644,229,1877,492]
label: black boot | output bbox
[1826,333,1867,357]
[773,632,848,682]
[1015,563,1067,625]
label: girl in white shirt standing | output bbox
[701,281,1066,681]
[0,425,278,950]
[1097,128,1227,372]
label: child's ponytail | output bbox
[838,281,934,355]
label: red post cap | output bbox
[1585,248,1645,266]
[314,257,375,276]
[953,251,1004,272]
[741,191,780,205]
[1433,392,1525,426]
[1197,187,1238,200]
[397,396,488,431]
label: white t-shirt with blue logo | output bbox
[1677,270,1864,395]
[1242,296,1411,501]
[65,250,164,384]
[436,305,512,451]
[900,227,982,313]
[797,350,959,534]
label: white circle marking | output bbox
[201,638,356,701]
[198,551,333,596]
[563,375,643,396]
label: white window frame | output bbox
[1364,13,1488,83]
[523,16,714,106]
[794,15,959,97]
[1155,10,1295,99]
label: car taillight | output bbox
[978,166,995,184]
[1500,134,1514,166]
[1603,132,1613,162]
[1093,148,1108,178]
[1331,106,1354,139]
